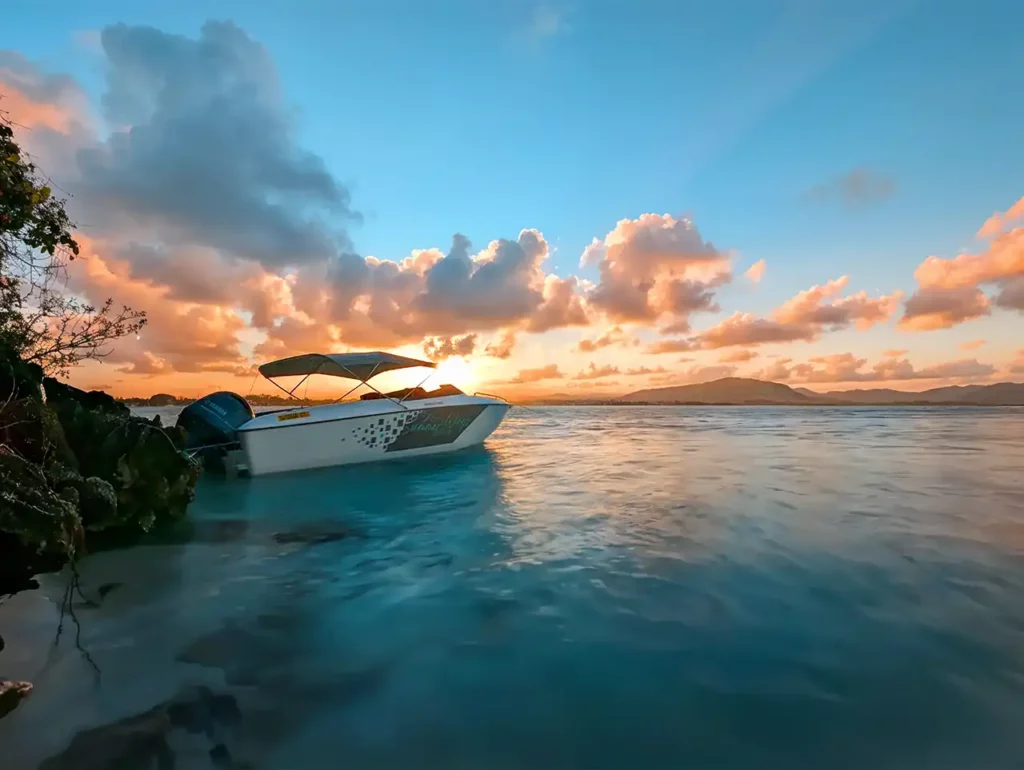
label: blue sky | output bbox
[3,0,1023,394]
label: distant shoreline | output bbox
[522,401,1024,407]
[122,398,1024,408]
[117,377,1024,409]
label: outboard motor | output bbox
[175,391,254,472]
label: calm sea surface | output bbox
[2,406,1024,769]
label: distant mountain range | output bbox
[611,377,1024,405]
[122,378,1024,408]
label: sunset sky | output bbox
[2,0,1023,399]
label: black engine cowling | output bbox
[176,391,254,451]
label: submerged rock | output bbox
[97,581,122,599]
[37,685,241,770]
[0,680,32,720]
[271,526,352,547]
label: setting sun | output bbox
[433,356,478,392]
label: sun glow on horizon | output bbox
[432,356,479,392]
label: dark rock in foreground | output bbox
[37,685,242,770]
[0,364,199,595]
[0,680,32,720]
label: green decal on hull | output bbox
[386,405,486,452]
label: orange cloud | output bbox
[758,357,794,381]
[763,352,996,384]
[484,331,516,359]
[0,50,89,135]
[649,275,900,353]
[253,320,341,365]
[744,259,766,283]
[576,326,638,353]
[773,276,901,330]
[573,363,620,380]
[959,339,986,351]
[913,228,1024,290]
[902,205,1024,329]
[1011,349,1024,375]
[691,313,810,349]
[977,196,1024,239]
[70,235,249,375]
[525,274,590,333]
[882,348,908,357]
[504,364,563,384]
[583,213,731,328]
[423,334,477,360]
[0,83,77,133]
[623,365,667,376]
[646,338,696,354]
[899,286,990,331]
[719,349,758,363]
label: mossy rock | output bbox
[79,476,120,531]
[0,372,199,591]
[0,451,83,556]
[0,398,77,471]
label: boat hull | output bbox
[237,396,509,476]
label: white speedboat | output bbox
[177,351,510,476]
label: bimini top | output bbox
[258,352,435,382]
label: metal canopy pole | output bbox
[286,373,311,397]
[333,362,413,410]
[399,371,434,404]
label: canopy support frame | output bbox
[259,353,439,410]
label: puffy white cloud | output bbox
[583,214,730,329]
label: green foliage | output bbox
[0,113,192,594]
[0,121,79,265]
[1,115,146,376]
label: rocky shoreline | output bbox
[1,349,199,594]
[0,349,200,721]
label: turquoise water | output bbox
[2,406,1024,769]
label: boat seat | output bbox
[358,384,464,402]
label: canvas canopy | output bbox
[258,352,435,382]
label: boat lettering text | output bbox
[405,413,476,435]
[277,410,311,422]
